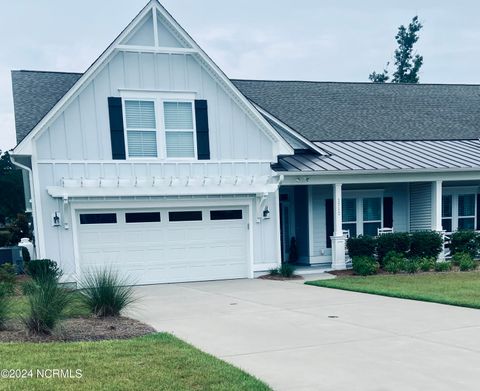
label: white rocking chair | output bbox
[377,227,394,236]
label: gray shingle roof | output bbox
[10,71,480,145]
[232,79,480,141]
[275,139,480,172]
[11,70,82,143]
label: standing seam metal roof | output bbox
[275,139,480,172]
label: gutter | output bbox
[9,154,38,250]
[276,166,480,176]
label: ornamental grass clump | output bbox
[22,276,73,335]
[278,263,296,278]
[79,269,136,317]
[0,283,12,330]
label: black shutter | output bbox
[326,199,334,248]
[194,100,210,160]
[476,194,480,230]
[108,97,126,160]
[383,197,393,228]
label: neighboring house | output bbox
[9,0,480,284]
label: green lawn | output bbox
[0,333,270,391]
[306,271,480,309]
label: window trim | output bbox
[119,91,198,161]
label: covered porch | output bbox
[275,139,480,269]
[279,177,480,269]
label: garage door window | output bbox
[125,212,161,223]
[169,211,202,222]
[80,213,117,224]
[210,210,243,220]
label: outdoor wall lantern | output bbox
[263,206,270,219]
[52,211,61,227]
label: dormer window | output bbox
[125,100,157,158]
[164,101,196,158]
[123,97,197,159]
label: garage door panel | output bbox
[77,206,249,284]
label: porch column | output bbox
[431,180,446,261]
[432,180,443,232]
[331,183,346,269]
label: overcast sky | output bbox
[1,0,479,151]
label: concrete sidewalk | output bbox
[129,278,480,391]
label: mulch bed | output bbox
[0,316,155,343]
[258,274,303,281]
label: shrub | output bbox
[22,277,73,335]
[434,261,452,272]
[27,259,61,283]
[452,252,477,271]
[352,256,378,276]
[0,283,12,330]
[418,257,435,272]
[269,268,279,276]
[0,231,11,247]
[410,231,443,258]
[376,233,411,264]
[278,263,296,278]
[404,259,420,274]
[347,236,376,258]
[450,231,479,258]
[79,269,136,317]
[383,251,406,274]
[0,263,16,294]
[459,257,477,272]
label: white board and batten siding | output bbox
[30,6,283,283]
[35,53,274,162]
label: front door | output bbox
[279,190,295,262]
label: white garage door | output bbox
[77,206,249,284]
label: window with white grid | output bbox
[124,100,157,157]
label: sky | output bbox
[1,0,480,151]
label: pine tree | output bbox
[369,16,423,83]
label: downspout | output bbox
[10,154,39,257]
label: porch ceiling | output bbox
[274,139,480,172]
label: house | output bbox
[9,0,480,284]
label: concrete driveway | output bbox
[129,278,480,391]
